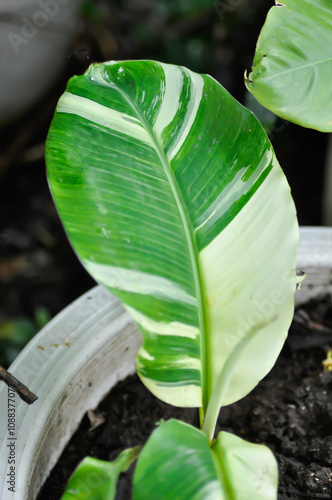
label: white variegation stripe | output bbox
[127,306,199,338]
[167,69,204,160]
[137,370,202,408]
[138,347,155,361]
[83,261,197,307]
[57,92,153,145]
[171,356,201,370]
[153,63,183,137]
[138,349,200,370]
[193,480,223,500]
[195,150,273,233]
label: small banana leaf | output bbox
[61,447,140,500]
[133,419,278,500]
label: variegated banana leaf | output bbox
[46,60,299,414]
[133,419,278,500]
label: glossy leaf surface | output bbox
[133,419,278,500]
[46,60,298,412]
[61,447,140,500]
[245,0,332,132]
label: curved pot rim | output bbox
[0,287,141,500]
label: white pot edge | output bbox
[0,226,331,500]
[0,287,141,500]
[295,226,332,305]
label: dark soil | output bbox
[38,297,332,500]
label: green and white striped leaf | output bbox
[133,419,278,500]
[245,0,332,132]
[46,60,298,413]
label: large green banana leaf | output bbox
[245,0,332,132]
[46,60,298,414]
[133,419,278,500]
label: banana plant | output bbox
[245,0,332,132]
[46,60,299,499]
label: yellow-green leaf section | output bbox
[46,60,299,413]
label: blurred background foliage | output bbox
[0,0,328,367]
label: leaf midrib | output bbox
[253,55,332,83]
[211,441,236,500]
[109,76,208,411]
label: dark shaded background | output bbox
[0,0,328,366]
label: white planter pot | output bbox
[0,226,331,500]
